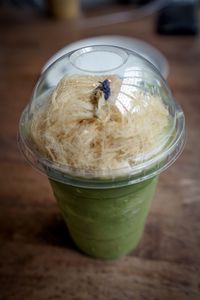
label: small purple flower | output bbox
[98,79,111,100]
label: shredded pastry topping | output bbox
[30,75,169,174]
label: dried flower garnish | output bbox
[90,79,111,118]
[98,79,111,100]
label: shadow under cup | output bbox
[49,176,158,259]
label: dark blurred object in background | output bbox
[157,0,199,35]
[0,0,45,14]
[47,0,80,19]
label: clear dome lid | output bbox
[19,45,185,188]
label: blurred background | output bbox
[0,0,199,74]
[0,0,199,27]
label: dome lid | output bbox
[19,45,185,188]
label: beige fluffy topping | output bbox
[30,75,169,173]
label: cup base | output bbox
[50,176,158,260]
[68,227,144,260]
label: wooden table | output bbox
[0,9,200,300]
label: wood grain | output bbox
[0,8,200,300]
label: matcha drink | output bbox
[50,177,158,259]
[19,46,185,259]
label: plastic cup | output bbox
[49,177,158,259]
[19,45,185,259]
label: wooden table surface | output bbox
[0,9,200,300]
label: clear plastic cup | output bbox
[19,45,185,259]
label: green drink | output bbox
[19,46,185,259]
[50,177,157,259]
